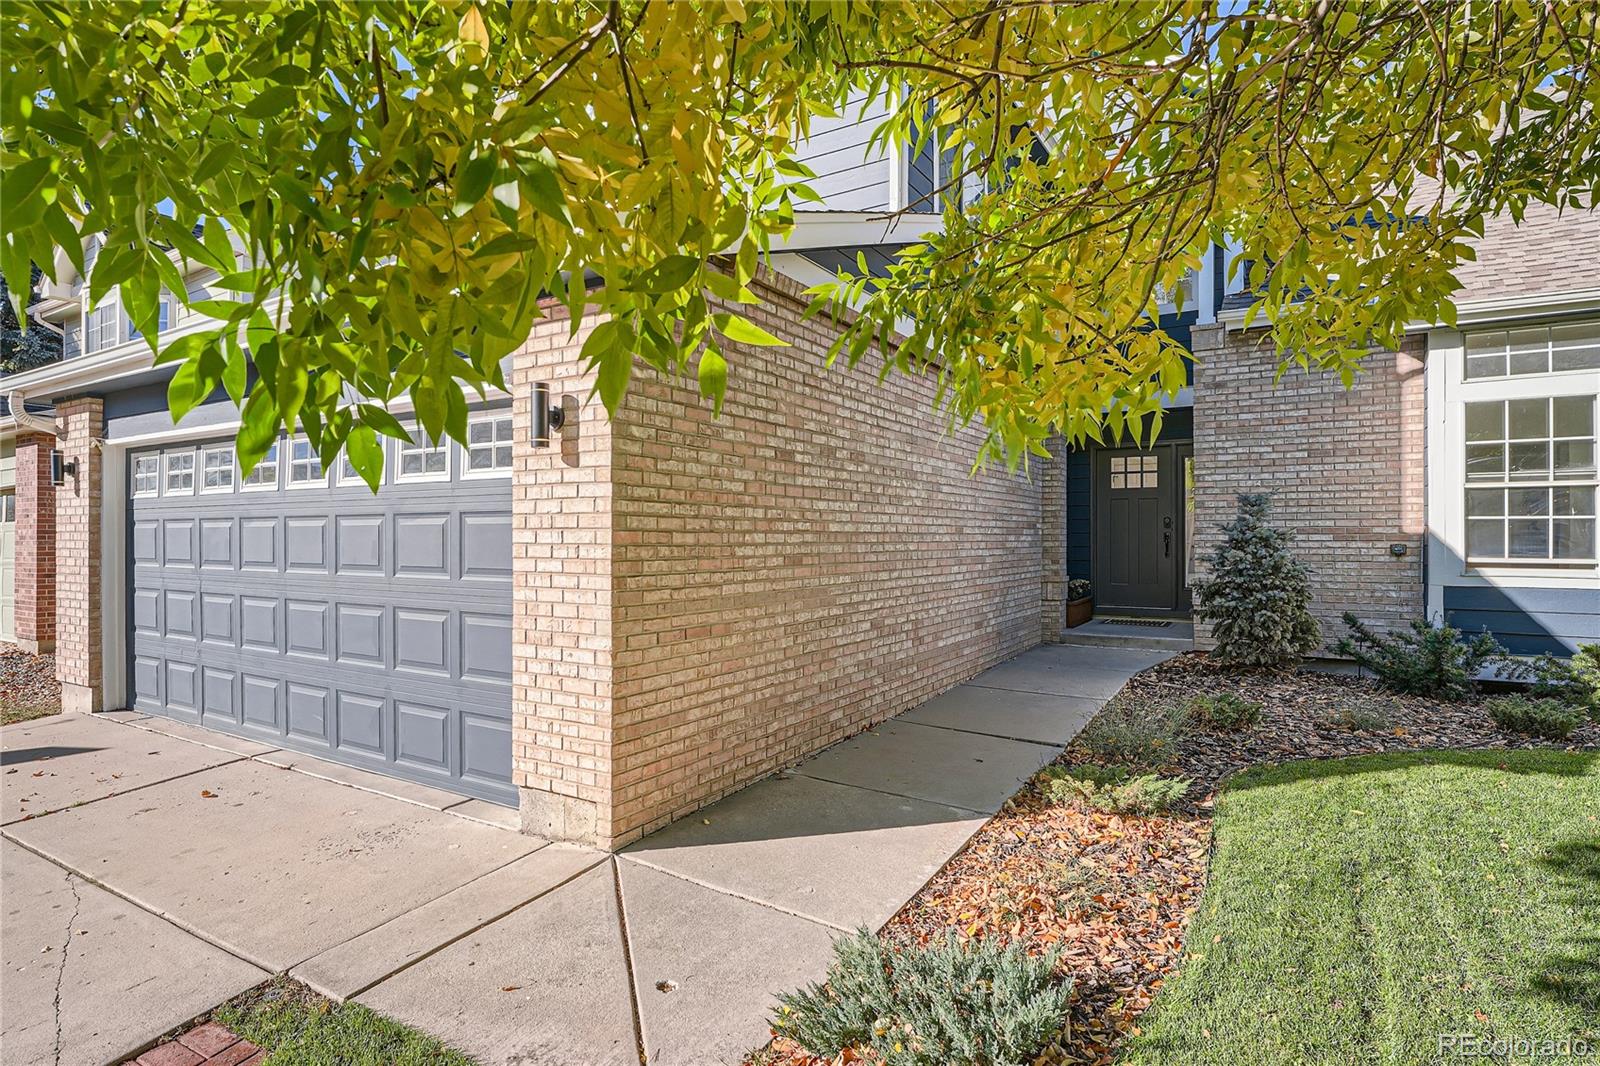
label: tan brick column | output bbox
[509,311,620,845]
[14,431,57,653]
[53,397,104,712]
[1040,438,1067,642]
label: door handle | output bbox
[1164,530,1172,558]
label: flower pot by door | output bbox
[1066,597,1093,628]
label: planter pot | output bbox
[1065,597,1093,628]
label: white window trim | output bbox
[1427,327,1600,588]
[286,434,328,488]
[198,444,237,495]
[131,454,161,498]
[162,449,197,496]
[239,440,281,492]
[460,411,515,480]
[394,425,452,484]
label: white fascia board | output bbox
[1404,288,1600,330]
[1218,288,1600,332]
[771,212,944,252]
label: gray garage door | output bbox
[127,413,516,805]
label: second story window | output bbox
[126,296,175,342]
[85,301,119,353]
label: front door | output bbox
[1092,444,1190,612]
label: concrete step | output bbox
[1055,619,1194,653]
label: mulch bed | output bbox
[757,652,1598,1066]
[1,642,61,724]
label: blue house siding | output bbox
[1442,585,1599,657]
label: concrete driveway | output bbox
[2,642,1169,1066]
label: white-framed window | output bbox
[240,440,280,491]
[287,435,325,486]
[1464,394,1597,563]
[1465,322,1600,380]
[85,300,120,353]
[200,445,235,493]
[464,413,514,476]
[126,296,175,342]
[1,491,15,523]
[396,424,449,482]
[164,450,196,495]
[131,454,161,497]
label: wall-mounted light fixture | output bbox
[531,382,566,448]
[49,449,76,487]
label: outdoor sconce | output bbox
[49,449,76,486]
[531,382,566,447]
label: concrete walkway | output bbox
[1,643,1167,1066]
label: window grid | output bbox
[132,455,161,496]
[464,414,514,475]
[240,441,280,491]
[1464,395,1597,562]
[288,436,324,486]
[1465,322,1600,380]
[200,446,235,493]
[1109,454,1159,490]
[397,425,449,481]
[164,451,196,495]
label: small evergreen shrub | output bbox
[1039,765,1190,814]
[1066,579,1093,602]
[1334,614,1510,701]
[1038,763,1128,805]
[773,931,1072,1066]
[1486,696,1584,740]
[1190,493,1321,668]
[1076,697,1188,768]
[1529,644,1600,720]
[1188,692,1263,731]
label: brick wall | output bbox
[14,432,56,653]
[1190,324,1426,653]
[512,269,1045,848]
[1040,436,1067,642]
[53,398,104,711]
[510,314,620,842]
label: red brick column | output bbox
[53,398,104,712]
[14,431,56,653]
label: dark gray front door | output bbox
[127,414,516,805]
[1093,444,1188,612]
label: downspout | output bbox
[9,311,69,437]
[7,386,58,438]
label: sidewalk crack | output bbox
[611,858,648,1066]
[52,873,83,1066]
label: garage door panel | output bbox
[199,517,236,570]
[240,596,281,652]
[285,599,330,660]
[163,518,197,567]
[201,594,235,646]
[395,608,451,678]
[394,513,450,577]
[128,427,515,806]
[202,666,238,726]
[133,520,161,566]
[334,515,385,575]
[241,674,283,731]
[240,518,279,570]
[285,516,330,572]
[461,512,512,581]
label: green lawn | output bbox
[1122,750,1599,1066]
[214,978,476,1066]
